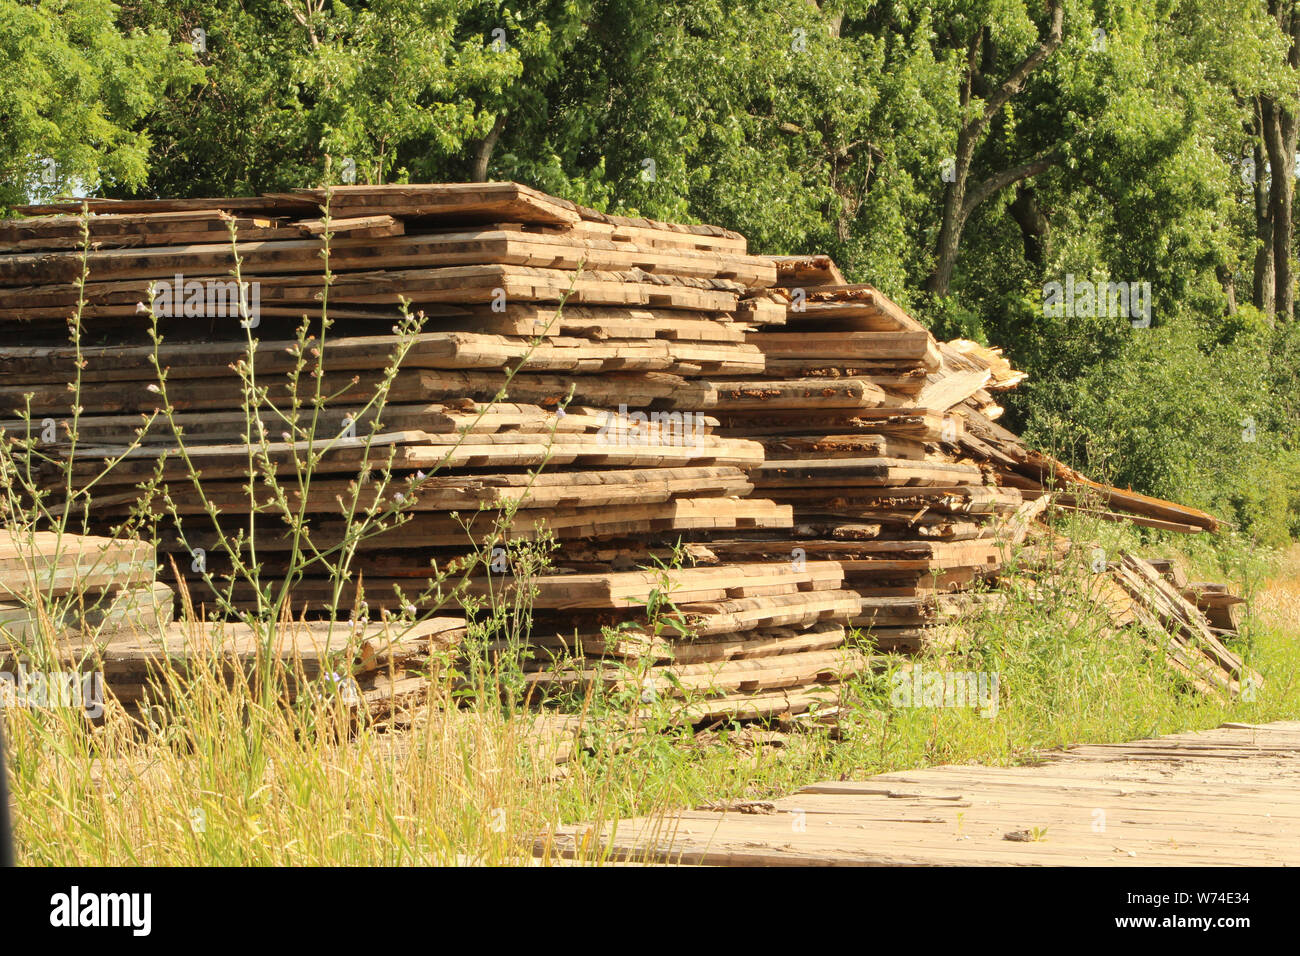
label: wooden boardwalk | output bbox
[540,721,1300,865]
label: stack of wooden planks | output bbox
[708,277,1227,667]
[0,528,466,716]
[500,561,871,721]
[0,184,790,620]
[0,182,1253,722]
[704,282,1044,656]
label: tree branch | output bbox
[282,0,322,48]
[970,0,1064,140]
[962,150,1058,220]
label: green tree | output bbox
[0,0,198,209]
[114,0,543,193]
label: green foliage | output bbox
[110,0,546,192]
[1011,311,1300,545]
[0,0,199,209]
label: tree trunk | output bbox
[925,1,1063,298]
[927,128,976,297]
[1008,185,1049,267]
[1217,264,1239,315]
[1252,135,1276,315]
[1261,0,1300,322]
[1262,97,1297,321]
[470,114,507,182]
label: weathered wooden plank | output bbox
[0,533,155,600]
[537,721,1300,866]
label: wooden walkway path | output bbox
[540,721,1300,865]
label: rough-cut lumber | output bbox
[0,533,155,600]
[0,582,175,643]
[745,331,941,369]
[527,643,871,696]
[780,285,928,333]
[456,561,844,611]
[288,182,581,225]
[767,254,846,287]
[78,466,754,516]
[753,457,985,488]
[169,498,791,551]
[0,229,776,288]
[0,332,764,381]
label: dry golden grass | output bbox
[1256,545,1300,635]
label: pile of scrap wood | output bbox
[0,182,1256,721]
[706,281,1036,655]
[0,529,463,717]
[507,561,870,719]
[1107,553,1259,699]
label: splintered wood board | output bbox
[746,331,941,369]
[782,285,929,333]
[465,594,862,662]
[0,582,175,644]
[717,409,955,440]
[0,212,297,251]
[573,207,746,253]
[80,466,755,516]
[762,485,1023,515]
[591,621,853,667]
[12,400,618,447]
[706,378,889,410]
[168,498,792,550]
[59,431,764,485]
[440,304,745,342]
[170,563,848,615]
[462,561,846,609]
[0,367,714,416]
[53,617,467,703]
[703,538,1004,572]
[768,254,846,287]
[537,721,1300,865]
[760,434,930,462]
[0,265,745,318]
[527,645,872,695]
[11,196,319,217]
[753,457,984,487]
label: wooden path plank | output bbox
[538,721,1300,865]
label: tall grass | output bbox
[9,506,1295,866]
